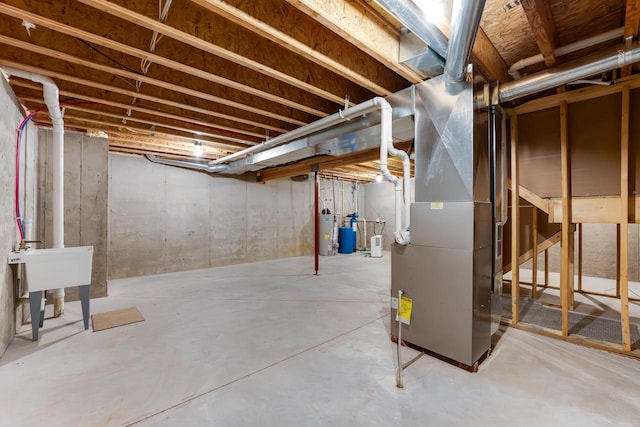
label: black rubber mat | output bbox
[502,296,640,348]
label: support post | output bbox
[578,223,583,292]
[620,86,631,351]
[532,207,538,299]
[617,224,621,298]
[511,113,520,324]
[314,170,319,275]
[544,248,549,286]
[560,100,571,336]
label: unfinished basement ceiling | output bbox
[0,0,636,182]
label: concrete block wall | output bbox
[37,130,109,300]
[107,153,314,279]
[0,78,37,356]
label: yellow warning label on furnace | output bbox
[430,202,444,210]
[396,296,412,325]
[324,233,330,241]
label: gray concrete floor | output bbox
[1,254,640,426]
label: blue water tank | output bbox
[338,227,354,254]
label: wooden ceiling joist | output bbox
[10,79,261,144]
[0,2,329,117]
[257,141,411,182]
[622,0,640,77]
[0,59,286,136]
[76,0,354,106]
[520,0,558,66]
[282,0,422,84]
[0,36,307,127]
[28,101,251,149]
[189,0,395,96]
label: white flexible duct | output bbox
[3,66,66,309]
[377,98,410,239]
[508,27,624,79]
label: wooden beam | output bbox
[77,0,349,106]
[548,197,621,223]
[20,96,252,149]
[620,85,632,351]
[11,79,259,144]
[560,100,571,336]
[0,34,306,127]
[621,0,640,77]
[507,179,549,213]
[577,223,583,292]
[257,142,411,182]
[511,112,520,324]
[0,2,327,117]
[0,59,283,136]
[472,27,512,83]
[189,0,393,95]
[520,0,558,66]
[532,207,538,299]
[503,230,560,274]
[515,73,640,115]
[282,0,423,83]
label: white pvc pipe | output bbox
[376,97,410,233]
[508,27,624,79]
[3,66,66,304]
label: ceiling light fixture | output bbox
[194,140,203,157]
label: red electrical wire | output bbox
[14,100,95,240]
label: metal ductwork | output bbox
[146,155,229,172]
[499,43,640,102]
[444,0,486,93]
[377,0,449,59]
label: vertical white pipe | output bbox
[3,67,66,312]
[377,97,411,234]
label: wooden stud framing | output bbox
[620,86,632,351]
[577,223,583,292]
[532,207,538,299]
[617,224,622,297]
[560,100,571,336]
[544,249,549,286]
[511,112,520,324]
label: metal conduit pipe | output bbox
[499,43,640,102]
[3,66,66,315]
[508,27,625,79]
[375,0,449,59]
[146,154,229,172]
[444,0,486,93]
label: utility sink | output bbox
[8,246,94,341]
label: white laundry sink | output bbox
[8,246,94,340]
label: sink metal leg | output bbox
[79,285,90,330]
[29,291,42,342]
